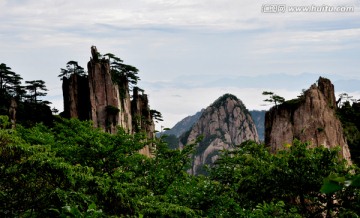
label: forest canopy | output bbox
[0,116,359,217]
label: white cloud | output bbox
[0,0,359,131]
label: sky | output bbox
[1,0,360,130]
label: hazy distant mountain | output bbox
[162,109,204,137]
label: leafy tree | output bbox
[210,140,349,217]
[262,91,285,106]
[1,116,357,217]
[25,80,48,103]
[320,172,360,216]
[337,99,360,165]
[0,115,12,128]
[0,117,207,217]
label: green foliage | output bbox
[1,118,358,217]
[150,109,163,123]
[0,63,54,127]
[105,53,140,88]
[0,118,199,217]
[25,80,48,103]
[59,61,86,79]
[210,140,350,217]
[16,101,54,127]
[320,172,360,216]
[245,201,301,218]
[0,63,23,98]
[0,115,11,129]
[337,100,360,165]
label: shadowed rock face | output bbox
[180,94,259,175]
[62,74,90,120]
[265,77,351,162]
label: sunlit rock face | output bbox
[265,77,351,163]
[180,94,259,175]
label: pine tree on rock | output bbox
[0,63,23,97]
[59,61,86,79]
[25,80,48,103]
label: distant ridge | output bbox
[162,109,204,137]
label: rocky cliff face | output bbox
[265,77,351,162]
[132,87,155,156]
[62,46,155,155]
[62,74,90,120]
[87,46,133,134]
[180,94,259,175]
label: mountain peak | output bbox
[210,93,240,107]
[180,94,259,175]
[265,77,351,163]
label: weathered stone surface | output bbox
[118,80,133,134]
[132,87,155,156]
[265,77,351,162]
[180,94,259,175]
[318,77,337,109]
[62,74,90,120]
[62,46,156,156]
[87,50,121,133]
[9,98,17,128]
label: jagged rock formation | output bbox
[180,94,259,175]
[132,87,156,156]
[87,46,133,134]
[132,87,154,136]
[62,46,155,156]
[265,77,351,162]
